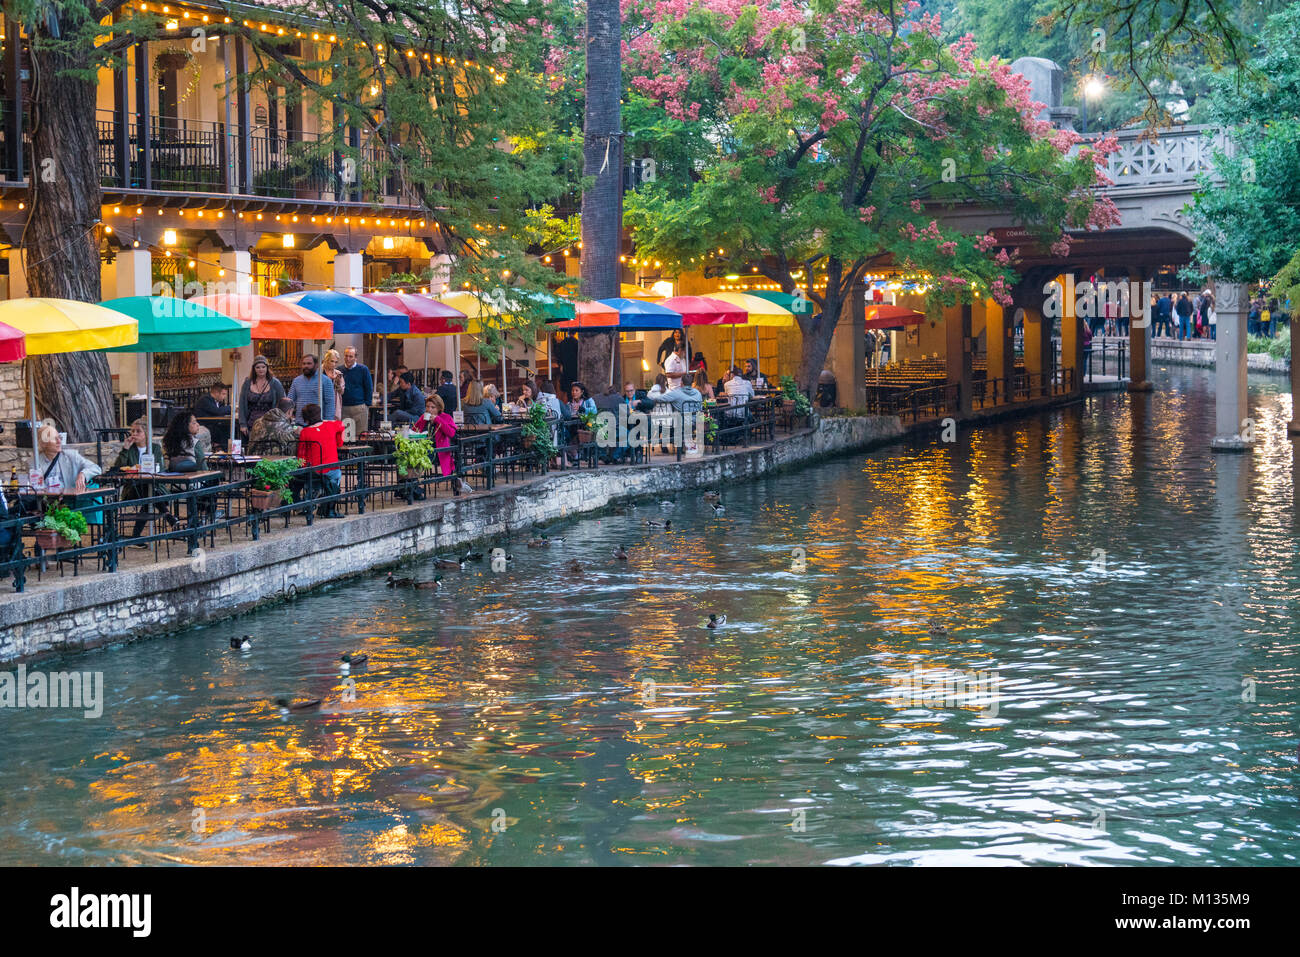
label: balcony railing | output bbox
[87,108,420,206]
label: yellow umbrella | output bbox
[706,291,795,372]
[0,298,139,462]
[621,283,664,301]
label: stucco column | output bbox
[108,249,154,395]
[1022,305,1052,398]
[430,253,453,296]
[1056,276,1083,397]
[220,250,253,387]
[1127,272,1153,393]
[945,302,972,416]
[334,251,363,294]
[1211,280,1251,451]
[827,292,866,409]
[983,300,1014,406]
[5,249,27,299]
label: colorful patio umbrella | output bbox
[864,304,926,329]
[749,290,814,315]
[276,290,408,416]
[100,296,253,453]
[659,296,747,326]
[596,298,683,331]
[0,321,26,363]
[0,298,139,463]
[621,283,665,300]
[546,300,620,329]
[364,292,469,399]
[189,293,332,435]
[706,292,795,373]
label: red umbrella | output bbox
[659,296,747,326]
[864,304,925,329]
[0,320,26,363]
[362,292,467,335]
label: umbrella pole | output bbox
[423,338,429,392]
[27,361,36,467]
[730,326,735,370]
[382,335,388,425]
[609,331,615,386]
[755,327,760,377]
[316,339,323,413]
[146,354,153,466]
[231,358,239,449]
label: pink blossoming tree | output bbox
[619,0,1119,390]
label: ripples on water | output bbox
[1,367,1297,866]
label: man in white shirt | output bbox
[724,365,755,407]
[664,344,688,389]
[648,372,704,454]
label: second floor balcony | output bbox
[0,104,421,209]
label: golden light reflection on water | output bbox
[3,368,1299,865]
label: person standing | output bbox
[436,370,460,415]
[665,343,688,389]
[320,349,345,421]
[1175,293,1193,341]
[1203,291,1217,341]
[339,346,373,440]
[1155,292,1172,339]
[238,355,285,436]
[656,328,686,369]
[287,354,322,424]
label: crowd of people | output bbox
[1093,291,1293,341]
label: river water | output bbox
[1,367,1297,866]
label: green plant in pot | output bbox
[576,409,598,443]
[248,457,302,509]
[779,374,812,418]
[394,434,435,477]
[521,402,557,463]
[36,504,89,549]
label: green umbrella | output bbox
[100,296,252,458]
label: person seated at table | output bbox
[386,364,409,407]
[507,382,535,414]
[33,424,102,492]
[568,381,597,418]
[196,382,231,419]
[697,377,716,402]
[193,381,231,456]
[645,372,704,454]
[462,379,503,424]
[593,384,622,414]
[108,418,174,538]
[743,359,768,390]
[724,365,755,415]
[390,371,426,424]
[248,398,301,455]
[482,383,502,407]
[297,403,345,516]
[162,411,206,473]
[0,483,13,560]
[427,393,473,496]
[535,379,564,419]
[239,355,285,437]
[412,395,440,433]
[437,369,460,415]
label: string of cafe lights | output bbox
[129,2,510,83]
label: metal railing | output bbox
[1,407,797,593]
[91,109,419,205]
[1084,339,1127,381]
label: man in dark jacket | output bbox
[436,370,459,415]
[1175,293,1193,340]
[392,372,426,424]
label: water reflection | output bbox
[1,367,1298,865]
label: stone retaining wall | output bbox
[0,415,905,664]
[1148,338,1290,374]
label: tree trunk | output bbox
[24,33,117,442]
[796,289,845,396]
[577,0,621,387]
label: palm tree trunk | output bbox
[577,0,621,387]
[24,31,117,442]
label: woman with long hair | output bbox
[162,411,205,473]
[320,349,345,420]
[239,354,286,434]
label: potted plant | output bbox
[248,457,301,510]
[575,410,598,445]
[779,374,812,423]
[35,504,89,551]
[394,434,434,478]
[520,403,557,463]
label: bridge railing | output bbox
[1095,124,1229,190]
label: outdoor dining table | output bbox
[205,453,263,482]
[100,470,223,529]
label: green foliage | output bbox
[37,505,90,546]
[1246,331,1290,359]
[1186,4,1300,285]
[394,435,435,477]
[521,402,558,463]
[249,458,303,500]
[779,375,812,416]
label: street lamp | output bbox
[1080,75,1106,134]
